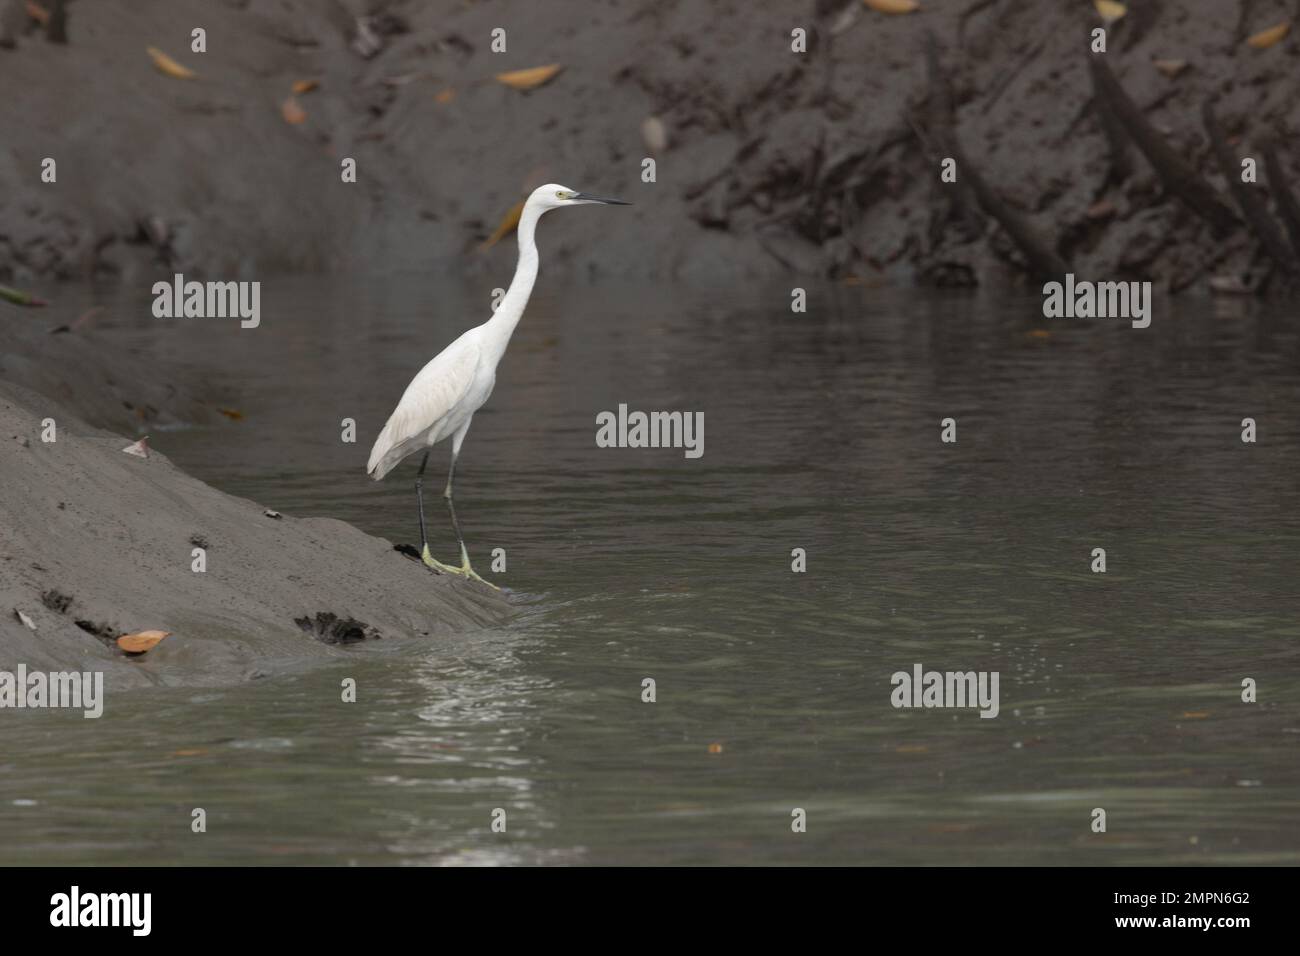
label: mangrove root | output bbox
[925,33,1066,280]
[1203,101,1297,274]
[1089,54,1239,236]
[1260,136,1300,263]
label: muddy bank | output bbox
[2,1,1300,290]
[2,308,230,434]
[0,379,508,690]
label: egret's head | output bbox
[531,183,631,211]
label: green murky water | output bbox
[3,278,1299,864]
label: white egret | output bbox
[367,183,629,587]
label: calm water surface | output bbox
[3,277,1299,865]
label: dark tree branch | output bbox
[1089,54,1239,236]
[1090,75,1132,185]
[924,32,1066,281]
[46,0,66,44]
[1203,101,1297,273]
[1260,136,1300,263]
[923,33,986,238]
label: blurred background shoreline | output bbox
[4,0,1300,293]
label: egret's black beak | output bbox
[573,192,631,205]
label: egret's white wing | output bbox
[367,331,481,480]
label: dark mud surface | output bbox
[4,0,1300,289]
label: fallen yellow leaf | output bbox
[170,749,206,757]
[1094,1,1126,24]
[147,47,196,80]
[707,742,724,754]
[863,0,919,13]
[1152,58,1188,78]
[495,64,563,91]
[281,96,307,125]
[479,200,524,250]
[216,407,244,421]
[291,79,319,95]
[1247,21,1291,49]
[0,283,46,306]
[1027,329,1051,340]
[435,88,456,104]
[1180,711,1210,719]
[117,630,170,654]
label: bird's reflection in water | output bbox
[365,630,582,865]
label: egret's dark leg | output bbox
[415,450,430,550]
[416,449,459,575]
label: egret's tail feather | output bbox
[367,426,426,481]
[367,449,398,482]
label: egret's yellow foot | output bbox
[422,545,500,590]
[459,563,501,590]
[421,544,461,575]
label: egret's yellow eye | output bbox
[556,190,566,199]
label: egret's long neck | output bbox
[482,203,541,362]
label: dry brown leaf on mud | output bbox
[895,744,929,753]
[495,64,563,91]
[1094,1,1127,24]
[291,79,319,95]
[1086,198,1117,219]
[1180,711,1210,719]
[435,88,456,104]
[281,96,307,125]
[25,2,49,26]
[479,200,524,250]
[170,748,206,757]
[1247,21,1291,49]
[147,47,196,80]
[217,407,244,421]
[1152,58,1187,77]
[863,0,919,14]
[707,742,724,754]
[117,630,170,654]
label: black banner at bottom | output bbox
[0,865,1284,942]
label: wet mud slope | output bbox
[0,380,507,691]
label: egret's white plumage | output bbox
[366,329,482,481]
[366,182,629,585]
